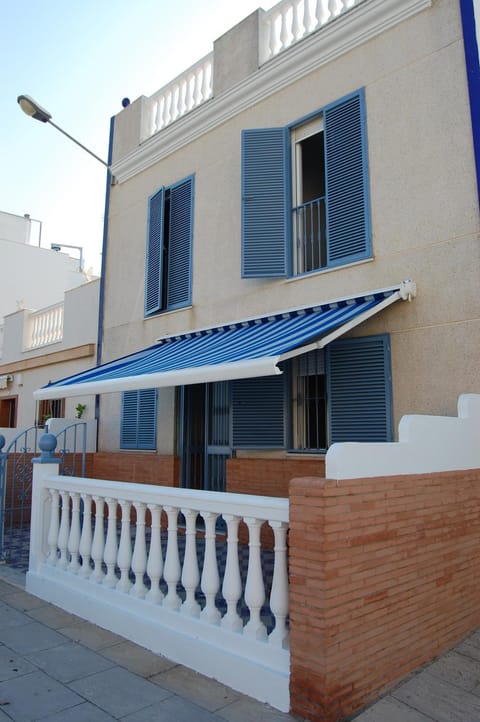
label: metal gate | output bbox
[0,423,87,568]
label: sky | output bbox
[1,0,278,276]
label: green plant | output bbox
[75,403,87,419]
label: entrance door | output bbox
[180,382,231,492]
[0,398,17,428]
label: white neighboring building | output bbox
[0,211,99,448]
[0,210,91,340]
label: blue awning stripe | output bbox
[39,292,394,392]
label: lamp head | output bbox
[17,94,52,123]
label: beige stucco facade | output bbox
[98,0,479,453]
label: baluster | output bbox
[192,69,202,109]
[181,508,200,617]
[291,0,301,42]
[200,511,221,625]
[57,491,70,569]
[163,506,181,610]
[131,502,148,598]
[117,500,133,592]
[268,521,289,648]
[303,0,313,35]
[165,91,173,127]
[79,493,93,577]
[315,0,326,27]
[91,495,105,582]
[47,488,60,564]
[221,514,243,632]
[146,504,164,603]
[201,59,211,100]
[187,73,196,111]
[244,517,267,640]
[280,9,289,50]
[67,492,81,573]
[328,0,343,18]
[103,498,118,588]
[267,11,277,59]
[178,80,187,117]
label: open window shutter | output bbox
[325,90,371,266]
[327,334,392,445]
[167,176,194,309]
[241,127,289,278]
[232,375,285,447]
[145,188,165,316]
[120,389,157,450]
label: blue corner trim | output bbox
[460,0,480,208]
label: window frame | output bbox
[241,88,371,279]
[145,174,194,317]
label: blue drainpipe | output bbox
[460,0,480,208]
[94,114,115,430]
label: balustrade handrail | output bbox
[43,473,288,521]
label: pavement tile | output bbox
[150,664,240,712]
[68,666,171,717]
[456,632,480,663]
[27,603,83,630]
[121,694,226,721]
[38,701,117,721]
[0,621,66,654]
[393,669,480,722]
[0,578,22,599]
[27,641,115,683]
[427,650,480,692]
[352,696,435,721]
[216,696,298,721]
[58,620,124,650]
[0,590,46,612]
[0,669,83,722]
[0,645,36,681]
[0,602,32,629]
[99,640,177,677]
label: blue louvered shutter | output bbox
[241,128,289,278]
[167,176,194,309]
[232,376,285,447]
[326,334,392,444]
[120,389,157,450]
[145,188,165,316]
[325,89,371,266]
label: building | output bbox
[0,211,98,445]
[36,0,480,495]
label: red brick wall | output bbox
[289,470,480,721]
[227,457,325,496]
[88,452,179,487]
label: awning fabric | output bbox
[34,283,413,400]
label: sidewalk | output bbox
[1,565,480,722]
[0,567,297,722]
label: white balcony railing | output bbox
[259,0,361,64]
[141,53,213,141]
[140,0,361,142]
[28,461,290,710]
[26,302,64,350]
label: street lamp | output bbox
[17,94,109,168]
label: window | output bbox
[37,398,65,427]
[120,389,158,450]
[145,175,194,316]
[241,89,371,278]
[0,397,17,428]
[228,335,392,451]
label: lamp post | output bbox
[50,243,84,272]
[17,94,109,168]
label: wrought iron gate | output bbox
[0,423,87,568]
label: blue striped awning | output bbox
[34,285,410,399]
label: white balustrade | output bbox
[142,53,213,141]
[30,473,289,645]
[259,0,360,64]
[29,469,290,711]
[26,302,64,349]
